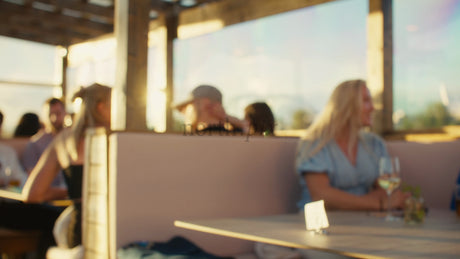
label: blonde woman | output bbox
[23,83,111,247]
[296,79,409,211]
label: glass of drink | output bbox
[378,156,401,221]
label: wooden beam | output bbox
[0,0,112,45]
[0,28,69,46]
[367,0,393,134]
[33,0,114,23]
[1,3,113,33]
[179,0,337,37]
[150,0,174,12]
[112,0,150,131]
[1,18,95,45]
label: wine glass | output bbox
[378,156,401,221]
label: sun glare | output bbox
[178,19,224,39]
[147,89,167,132]
[72,97,82,114]
[68,38,116,66]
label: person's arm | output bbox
[210,103,249,133]
[305,173,408,211]
[22,145,67,203]
[225,115,249,133]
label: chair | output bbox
[46,205,83,259]
[0,227,40,259]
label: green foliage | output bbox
[291,109,314,129]
[401,183,422,198]
[395,101,460,130]
[403,183,426,224]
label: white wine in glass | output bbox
[378,156,401,221]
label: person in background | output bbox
[0,110,28,187]
[23,83,112,248]
[0,110,55,259]
[244,102,275,136]
[173,84,248,135]
[14,112,42,137]
[22,98,67,188]
[296,79,409,211]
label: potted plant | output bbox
[401,183,425,224]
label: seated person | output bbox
[244,102,275,136]
[14,112,42,138]
[296,79,409,211]
[22,98,67,188]
[0,112,62,259]
[0,144,28,188]
[173,84,248,135]
[22,83,112,248]
[0,110,28,188]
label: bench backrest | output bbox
[108,133,300,257]
[95,132,460,258]
[387,140,460,210]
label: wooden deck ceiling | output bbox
[0,0,223,46]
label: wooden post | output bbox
[113,0,150,131]
[165,10,178,133]
[61,47,68,109]
[368,0,393,135]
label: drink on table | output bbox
[379,156,401,221]
[378,175,401,194]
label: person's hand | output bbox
[367,187,387,202]
[388,189,411,209]
[367,188,409,210]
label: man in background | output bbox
[22,98,67,187]
[174,84,248,135]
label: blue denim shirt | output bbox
[296,132,389,210]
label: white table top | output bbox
[175,210,460,259]
[0,187,24,201]
[0,187,71,207]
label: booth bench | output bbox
[82,132,460,259]
[2,134,459,259]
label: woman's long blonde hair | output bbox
[301,79,367,158]
[67,83,111,159]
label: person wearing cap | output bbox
[174,85,248,135]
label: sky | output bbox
[393,0,460,118]
[173,0,460,128]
